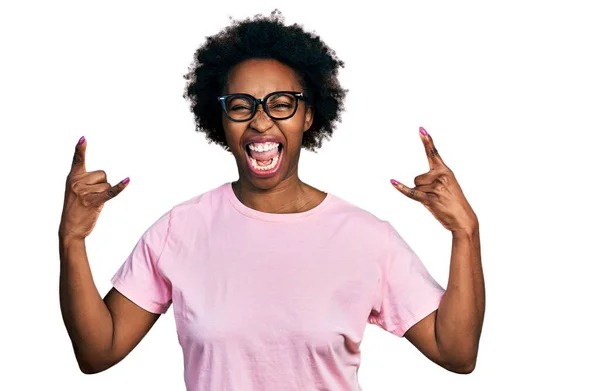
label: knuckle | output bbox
[81,197,92,207]
[414,174,431,186]
[98,170,107,181]
[70,181,80,192]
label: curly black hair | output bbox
[183,10,347,152]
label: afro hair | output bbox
[183,9,347,152]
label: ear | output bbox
[303,106,314,132]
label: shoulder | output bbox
[325,192,391,238]
[146,182,230,235]
[169,182,229,217]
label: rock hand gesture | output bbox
[59,136,130,242]
[391,127,478,234]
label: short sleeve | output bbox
[368,222,446,337]
[110,209,173,314]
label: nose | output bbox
[249,105,274,133]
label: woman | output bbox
[59,10,484,390]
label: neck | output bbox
[232,175,323,214]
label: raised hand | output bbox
[59,136,130,242]
[390,127,478,234]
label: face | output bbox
[222,58,313,190]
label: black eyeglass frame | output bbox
[217,91,305,122]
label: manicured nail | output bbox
[419,127,429,136]
[78,136,85,145]
[390,179,400,186]
[121,177,130,184]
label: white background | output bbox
[1,0,598,390]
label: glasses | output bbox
[217,91,305,122]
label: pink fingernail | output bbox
[390,179,400,186]
[78,136,85,145]
[419,127,429,136]
[122,177,130,184]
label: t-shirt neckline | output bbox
[224,182,333,222]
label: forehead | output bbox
[225,58,302,96]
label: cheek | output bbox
[281,123,305,157]
[222,124,244,149]
[285,117,308,137]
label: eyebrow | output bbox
[228,90,296,96]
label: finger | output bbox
[414,171,438,186]
[414,183,442,199]
[419,127,446,170]
[390,179,428,202]
[82,170,108,185]
[71,136,87,175]
[80,182,112,196]
[92,177,130,204]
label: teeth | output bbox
[248,142,280,152]
[250,154,279,171]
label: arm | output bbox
[391,127,485,373]
[59,237,160,374]
[404,225,484,373]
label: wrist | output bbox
[452,214,479,236]
[452,224,479,238]
[59,233,85,249]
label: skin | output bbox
[59,138,159,373]
[223,58,326,213]
[58,58,484,376]
[392,128,484,373]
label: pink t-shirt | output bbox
[111,182,445,390]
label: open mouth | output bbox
[244,141,284,176]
